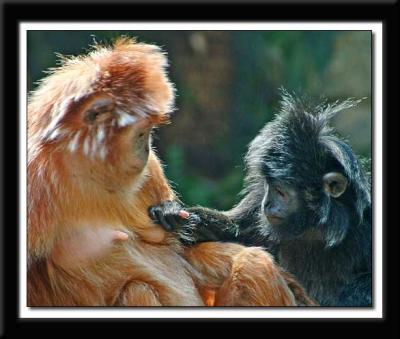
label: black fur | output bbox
[151,90,372,307]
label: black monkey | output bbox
[150,91,372,307]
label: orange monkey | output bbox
[27,38,311,306]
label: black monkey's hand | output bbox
[149,200,191,231]
[149,201,240,245]
[149,201,201,245]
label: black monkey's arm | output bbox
[149,201,240,244]
[188,206,240,243]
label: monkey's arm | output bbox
[114,281,162,306]
[185,242,298,306]
[149,200,240,244]
[149,190,266,246]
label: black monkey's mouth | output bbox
[266,215,284,225]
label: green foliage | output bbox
[163,144,244,209]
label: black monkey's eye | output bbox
[275,186,286,198]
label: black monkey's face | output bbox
[260,171,349,243]
[260,180,310,241]
[248,91,369,246]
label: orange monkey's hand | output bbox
[51,227,129,270]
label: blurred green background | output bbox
[28,31,371,210]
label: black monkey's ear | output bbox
[323,172,348,198]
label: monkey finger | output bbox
[148,206,159,223]
[154,209,173,231]
[165,214,183,230]
[188,214,202,225]
[178,210,190,220]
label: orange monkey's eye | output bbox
[82,97,115,124]
[84,106,112,124]
[85,109,101,123]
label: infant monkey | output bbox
[28,37,311,306]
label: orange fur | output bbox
[185,242,313,306]
[27,38,307,306]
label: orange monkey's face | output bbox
[61,93,167,168]
[44,92,171,190]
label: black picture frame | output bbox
[1,0,398,335]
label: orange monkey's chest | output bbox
[88,240,206,306]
